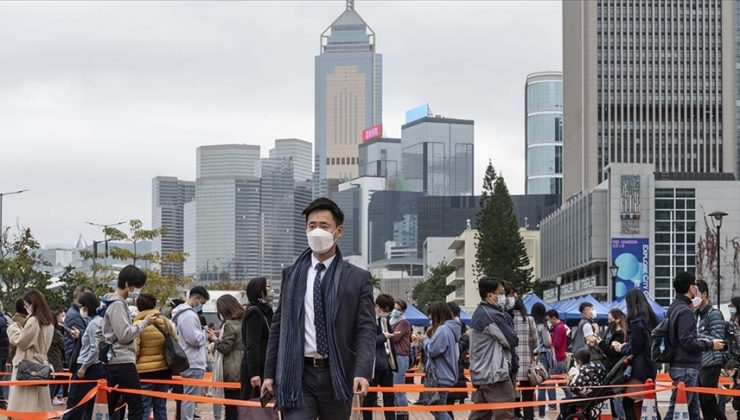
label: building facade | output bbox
[152,176,195,276]
[335,176,386,268]
[563,1,737,200]
[367,191,424,263]
[525,72,563,196]
[314,1,382,197]
[541,162,740,306]
[358,137,401,188]
[194,145,262,283]
[401,116,474,196]
[269,138,313,183]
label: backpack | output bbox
[651,318,674,363]
[723,321,740,369]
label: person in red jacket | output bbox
[546,309,571,403]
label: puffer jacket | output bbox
[469,302,519,386]
[47,327,64,372]
[697,303,726,368]
[134,309,178,374]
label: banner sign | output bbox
[362,124,383,142]
[611,237,649,299]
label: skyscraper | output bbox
[314,0,382,197]
[400,115,474,196]
[151,177,195,276]
[563,1,737,200]
[525,72,563,196]
[358,137,401,188]
[195,144,262,282]
[269,138,313,182]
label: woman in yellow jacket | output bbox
[134,293,178,420]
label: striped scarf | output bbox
[276,247,350,409]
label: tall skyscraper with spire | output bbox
[314,0,382,197]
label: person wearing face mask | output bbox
[570,302,605,366]
[97,265,159,420]
[62,292,101,420]
[361,294,397,420]
[693,279,728,420]
[240,276,275,400]
[207,294,245,420]
[171,285,211,420]
[389,299,410,419]
[662,272,725,420]
[63,285,94,380]
[469,277,519,420]
[262,198,376,420]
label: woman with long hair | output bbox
[532,302,556,419]
[207,294,246,420]
[599,308,627,420]
[612,289,657,420]
[423,302,461,420]
[512,297,537,420]
[7,290,55,415]
[47,310,66,404]
[240,277,274,400]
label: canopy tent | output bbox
[458,309,472,325]
[611,294,666,321]
[580,295,610,320]
[404,304,430,326]
[522,294,552,312]
[551,298,582,321]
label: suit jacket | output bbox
[264,256,376,389]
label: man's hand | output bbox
[144,313,159,325]
[70,327,81,340]
[261,378,274,397]
[251,375,261,388]
[77,367,86,378]
[713,339,725,350]
[353,377,369,396]
[612,341,623,352]
[383,332,394,339]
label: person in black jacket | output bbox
[240,276,274,400]
[63,285,94,377]
[362,293,397,420]
[612,289,657,420]
[599,308,626,419]
[0,303,9,409]
[663,272,724,420]
[695,279,727,420]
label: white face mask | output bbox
[691,296,703,307]
[731,307,737,316]
[306,228,336,254]
[507,296,516,308]
[497,294,507,306]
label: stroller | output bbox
[559,354,634,420]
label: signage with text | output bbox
[362,124,383,142]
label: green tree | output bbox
[0,227,56,311]
[412,262,455,312]
[97,220,192,308]
[475,160,533,293]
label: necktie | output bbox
[313,262,328,357]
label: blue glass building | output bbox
[525,72,563,196]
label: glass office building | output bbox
[525,72,563,196]
[152,176,195,276]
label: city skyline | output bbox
[0,1,562,245]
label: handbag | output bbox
[17,323,54,383]
[237,387,280,420]
[417,359,440,405]
[153,318,190,374]
[527,362,549,386]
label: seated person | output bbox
[559,349,607,419]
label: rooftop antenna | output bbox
[347,0,354,10]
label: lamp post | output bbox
[708,211,728,305]
[610,262,619,301]
[0,189,29,233]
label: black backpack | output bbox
[651,318,674,364]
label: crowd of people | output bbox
[2,197,740,420]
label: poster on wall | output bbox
[620,175,641,234]
[611,237,650,299]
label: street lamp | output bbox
[610,262,619,301]
[0,189,29,233]
[85,220,127,279]
[708,211,728,305]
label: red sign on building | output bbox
[362,124,382,142]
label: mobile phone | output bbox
[260,389,273,407]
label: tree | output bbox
[98,220,192,309]
[208,279,248,291]
[0,227,57,311]
[475,160,533,294]
[412,262,455,312]
[371,275,382,292]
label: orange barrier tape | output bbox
[140,378,241,389]
[685,386,740,397]
[105,385,276,408]
[516,382,673,391]
[0,379,97,387]
[0,382,98,419]
[355,386,673,412]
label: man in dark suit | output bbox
[262,197,376,420]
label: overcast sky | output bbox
[0,0,562,247]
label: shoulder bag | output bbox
[153,318,190,374]
[17,321,54,383]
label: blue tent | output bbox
[458,309,472,325]
[611,294,666,321]
[552,298,582,321]
[404,304,430,326]
[522,294,552,312]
